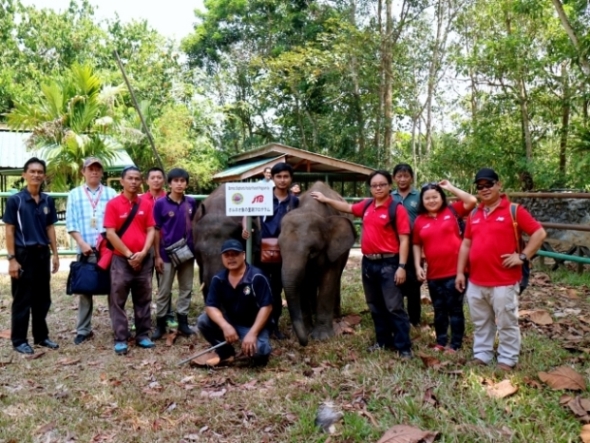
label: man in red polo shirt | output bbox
[456,168,546,371]
[104,166,156,355]
[311,170,413,358]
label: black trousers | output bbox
[11,246,52,346]
[400,251,423,326]
[256,261,283,329]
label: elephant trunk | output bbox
[282,279,308,346]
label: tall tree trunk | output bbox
[349,0,365,152]
[382,0,394,163]
[517,78,533,160]
[559,61,570,176]
[425,0,445,155]
[551,0,590,76]
[375,0,384,151]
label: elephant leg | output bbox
[310,267,339,341]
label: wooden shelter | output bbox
[213,143,374,195]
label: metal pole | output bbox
[246,216,253,264]
[113,50,165,172]
[177,341,228,366]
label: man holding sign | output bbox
[242,163,299,339]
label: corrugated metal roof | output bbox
[213,156,282,179]
[0,130,134,172]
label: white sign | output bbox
[225,182,274,216]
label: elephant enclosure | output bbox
[0,260,589,442]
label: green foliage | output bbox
[6,63,125,190]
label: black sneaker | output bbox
[14,343,34,355]
[74,332,94,345]
[367,343,385,353]
[399,350,412,359]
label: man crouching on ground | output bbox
[197,239,273,367]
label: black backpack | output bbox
[447,204,466,238]
[362,198,401,232]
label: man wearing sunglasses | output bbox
[456,168,546,371]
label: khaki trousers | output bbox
[466,282,520,367]
[155,259,194,318]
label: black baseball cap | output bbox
[220,239,245,254]
[474,168,499,183]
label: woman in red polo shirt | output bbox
[412,180,477,352]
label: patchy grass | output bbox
[0,257,589,443]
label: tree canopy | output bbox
[2,0,589,190]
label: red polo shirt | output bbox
[413,202,467,280]
[352,197,411,254]
[104,194,155,256]
[140,190,166,207]
[465,195,541,286]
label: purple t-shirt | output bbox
[153,194,197,263]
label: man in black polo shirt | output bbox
[2,157,60,354]
[197,239,273,367]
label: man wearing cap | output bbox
[196,239,273,367]
[66,157,117,345]
[456,168,546,371]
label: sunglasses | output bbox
[421,182,439,189]
[475,181,496,191]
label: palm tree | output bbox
[6,63,127,190]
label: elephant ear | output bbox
[326,216,356,262]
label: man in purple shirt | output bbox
[152,168,198,339]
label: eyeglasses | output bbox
[475,181,496,191]
[370,183,389,189]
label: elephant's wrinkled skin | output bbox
[279,182,356,346]
[192,186,243,299]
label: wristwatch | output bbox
[127,253,135,260]
[518,253,528,262]
[7,254,16,261]
[398,263,406,269]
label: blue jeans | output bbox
[361,256,411,352]
[427,276,465,350]
[197,313,272,360]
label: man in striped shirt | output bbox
[66,158,117,345]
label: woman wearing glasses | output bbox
[412,180,477,353]
[311,170,413,358]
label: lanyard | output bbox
[83,185,103,213]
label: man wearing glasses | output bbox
[456,168,546,371]
[66,157,117,345]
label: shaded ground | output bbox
[0,257,589,442]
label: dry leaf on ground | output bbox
[486,380,518,399]
[423,387,439,407]
[566,396,590,422]
[417,352,441,370]
[0,329,11,339]
[342,314,362,326]
[528,310,553,325]
[26,351,46,360]
[582,425,590,443]
[58,358,81,366]
[376,425,439,443]
[165,331,178,347]
[539,366,586,391]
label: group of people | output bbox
[3,157,545,371]
[312,164,546,371]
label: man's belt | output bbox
[364,253,397,261]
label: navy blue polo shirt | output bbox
[153,194,197,263]
[261,193,299,238]
[2,189,57,247]
[206,264,273,327]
